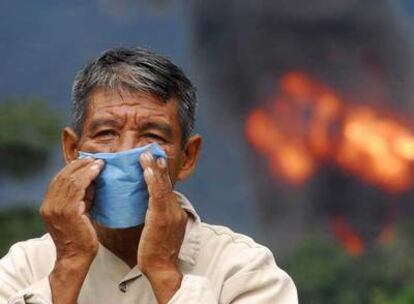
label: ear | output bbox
[177,134,202,181]
[61,127,80,164]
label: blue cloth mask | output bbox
[78,143,167,229]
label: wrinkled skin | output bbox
[40,88,202,304]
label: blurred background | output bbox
[2,0,414,303]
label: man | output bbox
[0,47,298,303]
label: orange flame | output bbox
[330,216,365,256]
[245,71,414,192]
[245,109,315,184]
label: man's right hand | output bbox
[39,157,104,304]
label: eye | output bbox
[143,133,166,142]
[94,129,117,139]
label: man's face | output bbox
[73,88,192,184]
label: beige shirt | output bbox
[0,193,298,304]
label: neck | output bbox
[94,222,143,268]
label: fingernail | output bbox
[157,157,167,168]
[145,167,154,177]
[90,164,100,171]
[91,159,104,170]
[143,151,153,162]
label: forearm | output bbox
[49,256,93,304]
[146,268,183,304]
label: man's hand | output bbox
[40,157,104,304]
[139,152,188,304]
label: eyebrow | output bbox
[88,118,123,133]
[139,121,173,139]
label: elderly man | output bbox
[0,47,297,304]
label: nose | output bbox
[116,131,141,152]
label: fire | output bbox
[245,109,315,184]
[330,216,364,256]
[245,71,414,193]
[337,106,414,192]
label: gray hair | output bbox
[71,47,197,143]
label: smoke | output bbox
[193,0,414,113]
[191,0,414,255]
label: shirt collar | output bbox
[175,191,201,266]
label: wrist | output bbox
[146,267,182,284]
[145,267,183,304]
[50,256,94,304]
[53,254,94,274]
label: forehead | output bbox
[86,88,179,123]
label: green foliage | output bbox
[0,207,45,257]
[0,97,61,178]
[0,97,57,255]
[391,284,414,304]
[286,226,414,304]
[285,239,349,303]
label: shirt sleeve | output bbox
[0,242,53,304]
[168,275,218,303]
[223,245,298,303]
[6,277,52,304]
[219,267,298,303]
[168,256,298,304]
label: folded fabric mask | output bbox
[78,143,167,229]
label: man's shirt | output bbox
[0,193,298,303]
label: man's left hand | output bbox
[138,152,188,304]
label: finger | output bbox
[143,156,173,212]
[139,151,155,170]
[63,159,105,205]
[78,201,96,234]
[73,159,105,187]
[140,151,172,193]
[154,157,172,189]
[140,152,169,183]
[78,200,86,215]
[58,157,95,178]
[143,167,163,212]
